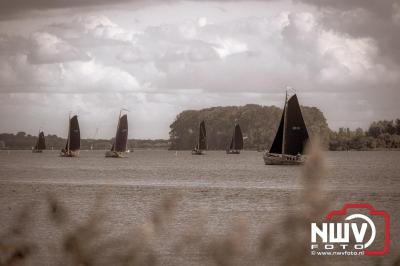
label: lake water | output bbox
[0,150,399,265]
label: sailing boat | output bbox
[60,114,80,157]
[263,92,309,165]
[226,123,243,154]
[105,111,128,158]
[192,120,207,155]
[32,131,46,153]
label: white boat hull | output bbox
[226,150,240,154]
[263,152,305,165]
[105,150,125,158]
[191,149,205,155]
[60,150,79,157]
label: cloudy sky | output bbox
[0,0,399,139]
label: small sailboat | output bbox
[32,131,46,153]
[105,111,128,158]
[263,92,309,165]
[192,120,207,155]
[226,123,243,154]
[60,115,80,157]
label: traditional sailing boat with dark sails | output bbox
[226,123,243,154]
[60,114,80,157]
[263,92,309,165]
[32,131,46,153]
[105,111,128,158]
[192,120,207,155]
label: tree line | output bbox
[0,132,169,150]
[169,105,400,151]
[1,109,399,151]
[329,119,400,150]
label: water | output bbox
[0,150,399,265]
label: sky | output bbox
[0,0,399,139]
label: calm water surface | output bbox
[0,150,399,265]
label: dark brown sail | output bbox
[197,120,207,150]
[35,131,46,150]
[283,95,309,155]
[269,106,285,154]
[113,114,128,152]
[229,124,243,150]
[66,115,80,151]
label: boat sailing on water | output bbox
[226,123,243,154]
[192,120,207,155]
[105,111,128,158]
[60,114,80,157]
[32,131,46,153]
[263,91,309,165]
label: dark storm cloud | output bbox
[6,0,398,67]
[297,0,400,64]
[0,34,30,55]
[0,0,153,19]
[297,0,395,14]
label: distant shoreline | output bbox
[2,115,400,152]
[1,148,400,152]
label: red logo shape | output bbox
[326,203,390,256]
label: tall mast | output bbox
[282,91,288,155]
[67,113,71,153]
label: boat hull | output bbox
[226,150,240,154]
[105,150,125,158]
[60,150,79,157]
[263,152,305,165]
[191,149,205,155]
